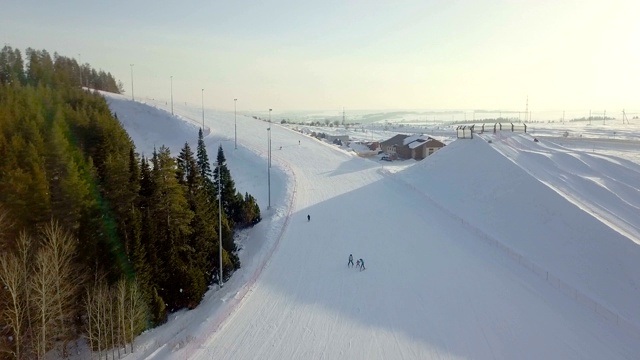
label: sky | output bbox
[4,0,640,112]
[91,93,640,359]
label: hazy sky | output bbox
[3,0,639,113]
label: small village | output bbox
[291,126,447,161]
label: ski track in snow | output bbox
[488,132,640,244]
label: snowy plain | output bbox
[102,92,640,360]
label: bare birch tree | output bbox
[84,288,95,360]
[116,279,127,357]
[0,249,26,359]
[85,280,110,360]
[0,228,34,359]
[40,221,81,356]
[15,231,34,356]
[126,279,147,354]
[30,246,56,359]
[29,221,81,359]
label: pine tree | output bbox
[195,128,217,205]
[213,145,241,227]
[45,107,91,231]
[0,46,26,85]
[149,146,194,311]
[138,155,161,302]
[196,129,212,180]
[177,142,221,307]
[242,192,261,226]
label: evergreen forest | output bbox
[0,45,261,359]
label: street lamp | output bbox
[170,76,174,115]
[268,109,272,168]
[234,98,238,149]
[130,64,134,101]
[267,127,271,210]
[267,108,272,210]
[201,89,205,131]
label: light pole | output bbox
[217,161,223,287]
[201,89,205,131]
[170,76,174,115]
[234,98,238,149]
[268,109,272,168]
[267,127,271,210]
[130,64,134,101]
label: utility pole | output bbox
[589,110,591,125]
[342,107,345,126]
[170,76,174,115]
[525,96,528,122]
[234,99,238,149]
[130,64,134,101]
[603,110,606,125]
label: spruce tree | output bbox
[213,145,241,227]
[138,156,160,302]
[149,146,194,311]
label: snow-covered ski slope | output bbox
[104,93,640,359]
[487,132,640,244]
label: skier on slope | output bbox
[348,254,354,267]
[307,214,310,221]
[359,258,365,271]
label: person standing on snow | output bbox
[359,258,365,271]
[307,214,310,221]
[348,254,354,267]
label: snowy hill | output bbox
[100,92,640,359]
[400,134,640,333]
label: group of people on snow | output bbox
[348,254,365,271]
[306,215,364,271]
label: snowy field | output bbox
[102,92,640,360]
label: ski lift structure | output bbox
[456,123,527,139]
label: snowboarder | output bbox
[298,140,300,145]
[348,254,354,267]
[307,214,310,221]
[356,259,361,269]
[359,258,365,271]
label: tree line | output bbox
[0,46,261,359]
[0,46,123,93]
